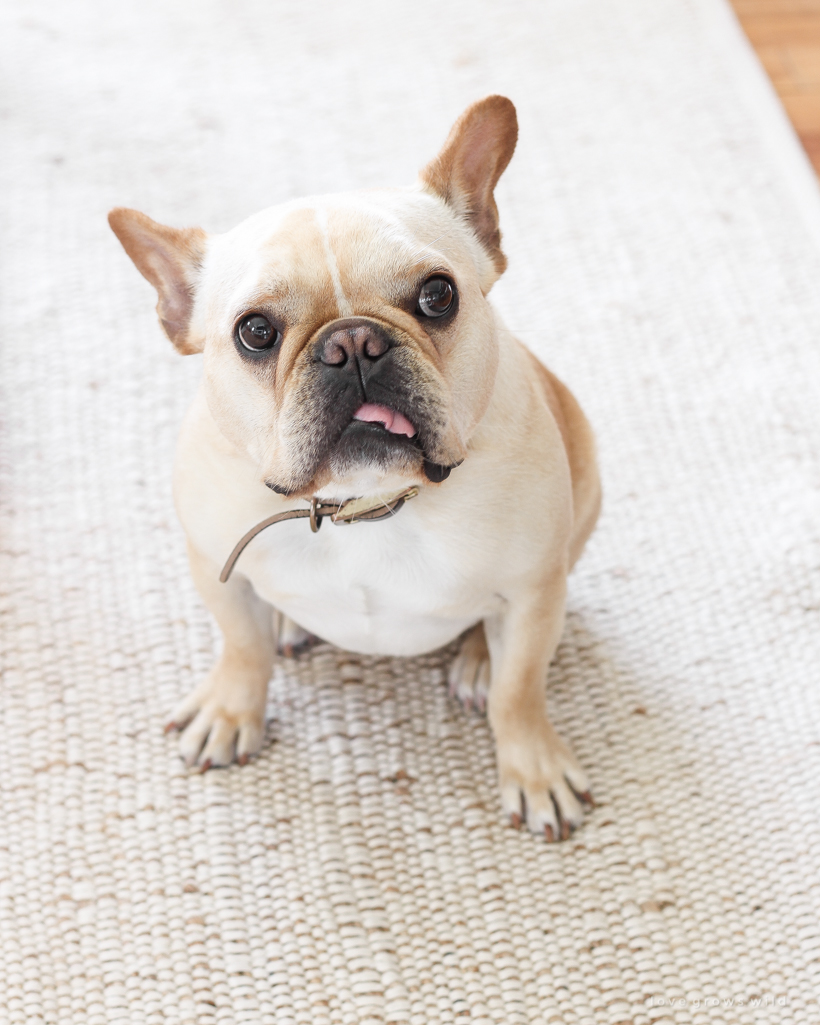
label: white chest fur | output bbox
[238,505,502,655]
[174,365,571,658]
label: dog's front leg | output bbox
[167,542,275,770]
[485,569,592,840]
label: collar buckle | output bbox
[329,486,420,524]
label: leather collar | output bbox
[220,486,419,582]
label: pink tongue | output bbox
[353,402,416,438]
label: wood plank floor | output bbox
[730,0,820,173]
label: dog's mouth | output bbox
[326,400,422,482]
[351,402,417,438]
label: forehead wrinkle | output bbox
[230,281,303,323]
[218,206,339,327]
[323,204,458,309]
[349,192,467,267]
[217,250,305,326]
[314,205,351,318]
[338,200,453,268]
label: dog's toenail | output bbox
[199,759,212,774]
[544,824,555,842]
[164,722,178,734]
[238,754,249,766]
[510,813,522,829]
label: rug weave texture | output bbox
[1,1,820,1023]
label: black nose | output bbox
[316,320,391,367]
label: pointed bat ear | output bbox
[418,95,518,275]
[108,207,208,354]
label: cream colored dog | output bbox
[109,96,601,840]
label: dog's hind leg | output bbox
[167,541,276,770]
[448,623,491,713]
[273,610,321,658]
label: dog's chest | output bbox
[242,509,500,656]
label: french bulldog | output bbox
[109,95,601,840]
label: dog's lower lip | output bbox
[266,480,295,495]
[423,459,462,483]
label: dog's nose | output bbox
[318,323,390,367]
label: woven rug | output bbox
[2,0,819,1022]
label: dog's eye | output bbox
[237,314,279,351]
[417,277,455,318]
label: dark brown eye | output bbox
[417,277,455,318]
[237,314,279,351]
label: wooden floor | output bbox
[730,0,820,173]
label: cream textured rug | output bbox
[2,1,819,1023]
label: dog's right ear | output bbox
[108,208,208,354]
[419,95,518,276]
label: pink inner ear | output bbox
[108,207,206,354]
[354,403,416,438]
[417,96,517,275]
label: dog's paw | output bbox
[448,623,490,713]
[496,718,593,840]
[166,671,267,771]
[274,610,320,658]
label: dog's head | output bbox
[109,96,517,498]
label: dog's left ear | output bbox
[419,95,518,275]
[108,207,208,354]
